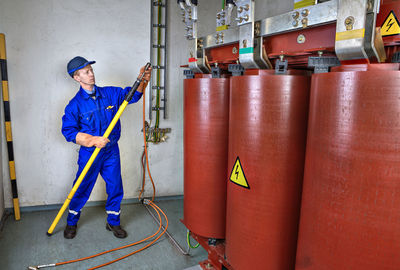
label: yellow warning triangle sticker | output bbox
[381,10,400,37]
[229,157,250,189]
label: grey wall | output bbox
[0,0,293,208]
[0,0,188,208]
[195,0,292,36]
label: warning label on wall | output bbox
[229,157,250,189]
[381,11,400,37]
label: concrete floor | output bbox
[0,199,207,270]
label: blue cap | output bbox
[67,56,96,77]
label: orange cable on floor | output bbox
[55,201,163,268]
[88,201,169,270]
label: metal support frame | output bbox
[183,0,341,72]
[180,0,389,72]
[211,66,221,78]
[180,0,198,39]
[183,69,195,79]
[228,64,245,76]
[201,0,338,50]
[188,37,210,73]
[335,0,381,61]
[308,55,341,73]
[149,0,168,121]
[275,59,288,74]
[237,0,262,69]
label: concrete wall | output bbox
[195,0,292,36]
[0,0,187,208]
[0,0,293,208]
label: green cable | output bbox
[186,230,200,249]
[222,0,225,10]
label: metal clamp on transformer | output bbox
[188,37,211,73]
[237,0,270,69]
[335,0,384,62]
[178,0,198,40]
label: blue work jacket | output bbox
[61,85,142,152]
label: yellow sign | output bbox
[294,0,315,9]
[381,11,400,37]
[336,28,365,41]
[216,25,228,32]
[229,157,249,189]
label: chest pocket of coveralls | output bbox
[105,104,117,122]
[79,111,96,133]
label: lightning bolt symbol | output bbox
[386,18,395,31]
[235,165,239,179]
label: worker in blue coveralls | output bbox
[61,56,151,239]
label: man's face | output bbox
[73,65,95,87]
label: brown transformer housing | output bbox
[296,64,400,270]
[226,70,311,270]
[183,75,230,239]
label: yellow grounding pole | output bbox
[47,101,129,235]
[0,33,20,221]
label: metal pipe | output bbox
[144,204,190,255]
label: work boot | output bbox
[106,223,127,238]
[64,225,77,239]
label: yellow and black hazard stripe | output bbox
[0,33,20,220]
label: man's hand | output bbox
[90,136,110,148]
[140,65,152,82]
[76,132,110,148]
[137,65,152,93]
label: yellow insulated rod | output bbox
[47,101,128,235]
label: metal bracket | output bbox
[183,69,195,79]
[275,59,288,75]
[153,1,165,7]
[237,0,260,70]
[208,238,217,246]
[308,56,341,73]
[188,38,210,73]
[152,44,166,49]
[392,52,400,63]
[228,64,244,76]
[179,1,198,40]
[238,19,270,69]
[335,0,380,62]
[236,0,254,26]
[152,24,166,28]
[211,66,221,78]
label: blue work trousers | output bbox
[67,144,123,226]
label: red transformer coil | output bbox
[225,70,311,270]
[296,64,400,270]
[183,74,230,239]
